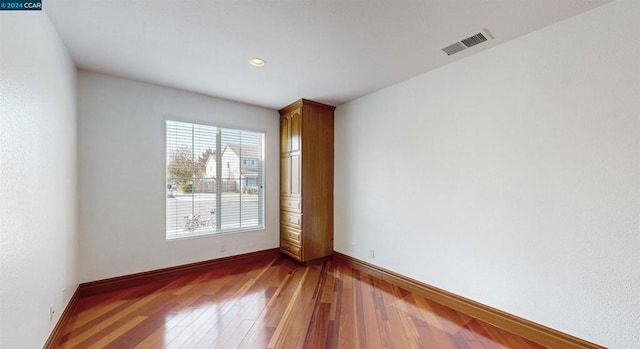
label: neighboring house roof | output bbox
[203,150,217,171]
[225,144,260,159]
[241,168,258,177]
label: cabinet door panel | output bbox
[290,110,301,153]
[280,156,290,196]
[280,115,290,154]
[290,154,301,197]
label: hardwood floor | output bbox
[54,256,546,348]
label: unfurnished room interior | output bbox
[1,1,639,348]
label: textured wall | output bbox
[334,1,639,347]
[77,71,280,282]
[0,11,78,348]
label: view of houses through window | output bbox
[165,120,265,239]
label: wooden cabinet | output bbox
[279,99,334,262]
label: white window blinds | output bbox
[166,120,265,239]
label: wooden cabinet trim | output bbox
[278,99,336,114]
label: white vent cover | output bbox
[442,29,492,56]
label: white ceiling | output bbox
[44,0,610,110]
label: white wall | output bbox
[334,1,639,347]
[77,71,279,282]
[0,11,78,349]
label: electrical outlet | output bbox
[62,288,67,303]
[369,249,375,259]
[220,244,226,253]
[49,305,55,321]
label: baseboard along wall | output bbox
[78,248,281,297]
[42,287,80,349]
[332,252,605,349]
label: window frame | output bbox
[164,119,266,240]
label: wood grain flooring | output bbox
[54,256,547,348]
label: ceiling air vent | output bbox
[442,29,492,56]
[442,42,467,56]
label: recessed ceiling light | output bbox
[249,58,266,67]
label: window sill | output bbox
[166,226,265,241]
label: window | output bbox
[165,120,264,239]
